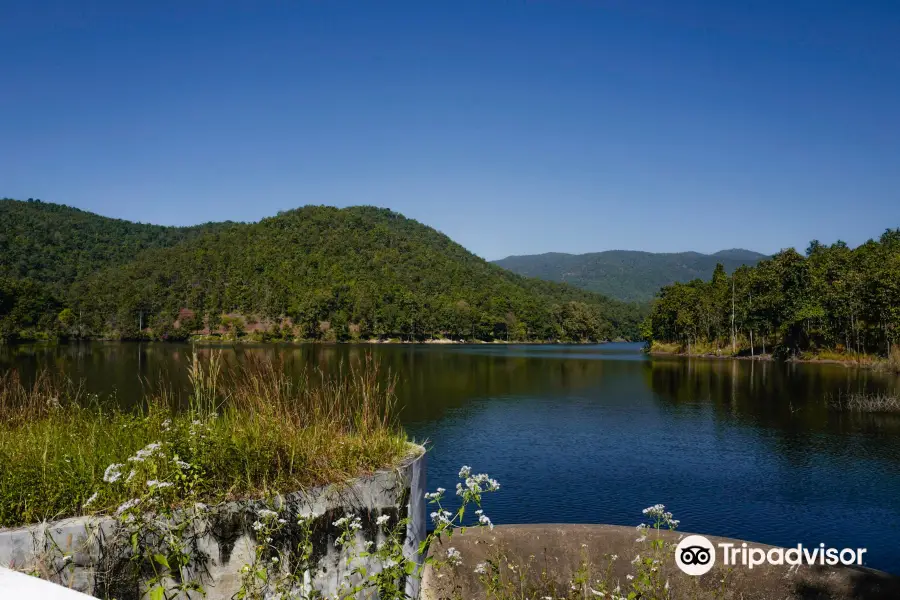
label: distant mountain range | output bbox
[493,249,768,302]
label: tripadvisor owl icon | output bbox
[676,535,716,575]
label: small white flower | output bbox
[376,514,390,526]
[252,521,264,532]
[446,547,462,567]
[62,555,73,563]
[478,513,493,530]
[270,556,278,563]
[103,463,123,483]
[83,492,99,507]
[458,466,471,478]
[115,498,141,516]
[257,509,278,519]
[474,562,487,575]
[332,517,349,527]
[277,518,287,524]
[626,574,634,580]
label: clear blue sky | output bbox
[2,1,899,260]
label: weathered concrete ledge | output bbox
[0,444,426,600]
[422,524,900,600]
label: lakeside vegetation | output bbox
[643,230,900,365]
[0,198,645,344]
[0,352,407,528]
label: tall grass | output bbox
[0,353,408,528]
[830,391,900,413]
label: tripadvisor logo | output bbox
[676,535,716,575]
[675,535,868,576]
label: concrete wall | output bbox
[422,524,900,600]
[0,446,426,600]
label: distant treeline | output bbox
[643,230,900,358]
[0,199,646,343]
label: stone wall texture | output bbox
[0,446,426,599]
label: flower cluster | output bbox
[128,442,163,463]
[446,547,462,567]
[640,504,679,530]
[103,463,124,483]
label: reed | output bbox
[0,352,408,527]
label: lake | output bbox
[3,341,900,573]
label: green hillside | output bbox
[493,249,767,302]
[0,200,645,342]
[0,198,229,288]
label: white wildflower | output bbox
[277,518,287,524]
[478,513,493,529]
[103,463,124,483]
[446,547,462,567]
[350,517,362,531]
[252,521,264,532]
[458,466,471,478]
[626,574,634,580]
[332,517,349,527]
[376,514,390,526]
[257,509,278,519]
[83,492,99,507]
[474,562,487,575]
[430,510,452,525]
[115,498,141,516]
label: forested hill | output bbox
[0,199,645,342]
[644,232,900,359]
[0,198,231,288]
[493,249,767,302]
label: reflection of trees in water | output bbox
[1,342,650,422]
[646,357,900,466]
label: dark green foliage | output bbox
[0,200,645,342]
[494,249,767,302]
[0,198,231,288]
[644,230,900,357]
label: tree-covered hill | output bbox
[493,249,767,302]
[0,198,230,289]
[0,200,645,342]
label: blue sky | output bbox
[2,1,899,260]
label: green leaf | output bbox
[148,585,165,600]
[153,554,170,569]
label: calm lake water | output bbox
[3,342,900,573]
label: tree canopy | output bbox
[643,230,900,358]
[0,199,645,343]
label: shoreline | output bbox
[648,348,895,370]
[2,337,638,347]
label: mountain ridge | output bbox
[0,199,646,342]
[493,249,768,302]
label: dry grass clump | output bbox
[830,391,900,413]
[0,352,408,527]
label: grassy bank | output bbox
[0,353,409,528]
[648,340,900,371]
